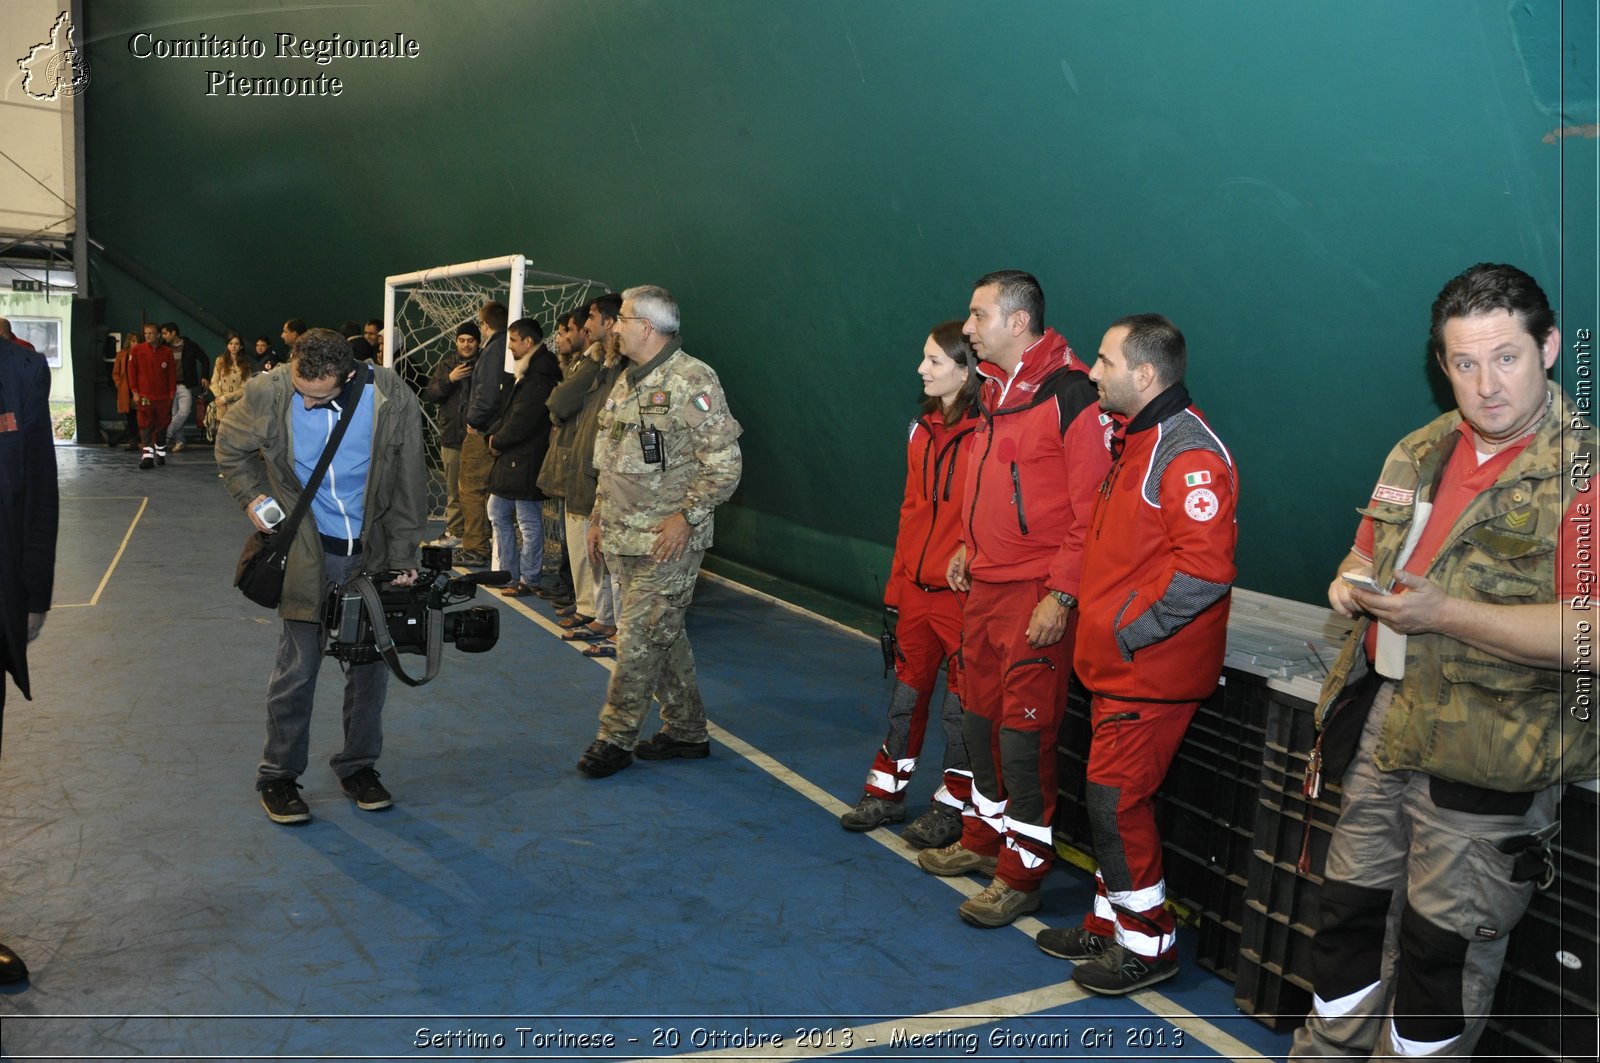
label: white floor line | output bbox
[56,495,148,608]
[699,569,876,644]
[522,575,1270,1063]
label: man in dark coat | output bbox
[0,333,59,985]
[485,318,560,594]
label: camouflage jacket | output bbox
[593,340,742,556]
[1315,383,1596,789]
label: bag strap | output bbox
[343,574,442,687]
[275,366,369,546]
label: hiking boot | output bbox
[1071,943,1179,995]
[839,795,906,832]
[577,739,632,778]
[916,841,998,878]
[339,767,392,811]
[1036,925,1111,961]
[425,534,462,549]
[900,805,963,849]
[455,550,488,567]
[959,877,1042,928]
[259,778,310,824]
[633,731,710,761]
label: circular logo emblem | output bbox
[1184,487,1219,521]
[47,49,91,96]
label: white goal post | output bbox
[383,254,609,520]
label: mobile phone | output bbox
[1341,571,1389,594]
[253,496,286,529]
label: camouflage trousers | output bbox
[596,549,709,750]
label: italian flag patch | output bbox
[1184,470,1212,487]
[692,393,712,413]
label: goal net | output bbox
[384,255,609,520]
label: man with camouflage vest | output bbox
[1291,263,1597,1060]
[578,285,742,778]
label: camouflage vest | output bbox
[1315,384,1596,789]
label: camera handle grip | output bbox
[343,574,444,687]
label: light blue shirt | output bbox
[291,366,376,548]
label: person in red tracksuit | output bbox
[840,321,981,849]
[920,270,1113,930]
[127,322,176,470]
[1035,313,1237,995]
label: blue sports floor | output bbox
[0,444,1294,1061]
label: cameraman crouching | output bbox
[216,328,427,824]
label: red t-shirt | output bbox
[1352,420,1591,655]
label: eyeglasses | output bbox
[616,314,650,326]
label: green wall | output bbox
[82,0,1598,607]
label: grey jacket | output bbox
[215,364,427,622]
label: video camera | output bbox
[324,545,502,685]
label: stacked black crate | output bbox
[1475,784,1599,1063]
[1234,687,1339,1031]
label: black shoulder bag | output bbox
[235,369,368,608]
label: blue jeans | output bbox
[257,551,386,788]
[167,384,193,444]
[488,494,544,584]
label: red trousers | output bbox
[862,587,970,806]
[1081,695,1200,957]
[958,577,1074,891]
[135,398,172,446]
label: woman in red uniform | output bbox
[840,321,981,848]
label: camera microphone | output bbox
[454,569,512,587]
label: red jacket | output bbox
[127,342,176,401]
[886,407,979,607]
[960,328,1112,591]
[1075,386,1237,701]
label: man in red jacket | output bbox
[126,323,176,470]
[920,270,1112,929]
[1036,313,1237,995]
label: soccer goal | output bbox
[384,255,608,520]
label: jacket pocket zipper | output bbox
[1011,462,1028,535]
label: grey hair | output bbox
[622,285,680,336]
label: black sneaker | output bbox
[1036,925,1112,961]
[633,731,710,761]
[259,778,311,824]
[900,804,963,848]
[839,794,906,832]
[577,739,632,777]
[339,767,393,811]
[138,456,154,470]
[1070,943,1179,995]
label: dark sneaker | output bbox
[633,731,710,761]
[339,767,392,811]
[901,805,963,849]
[259,778,311,824]
[917,841,998,877]
[839,795,906,832]
[0,942,28,985]
[1071,943,1179,995]
[959,877,1042,928]
[455,550,488,567]
[138,456,155,470]
[1036,925,1111,961]
[577,739,633,778]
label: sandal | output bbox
[581,641,617,658]
[558,613,596,630]
[500,581,534,598]
[561,625,613,642]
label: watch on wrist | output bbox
[1049,589,1077,609]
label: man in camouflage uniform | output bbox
[577,285,742,778]
[1291,263,1596,1060]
